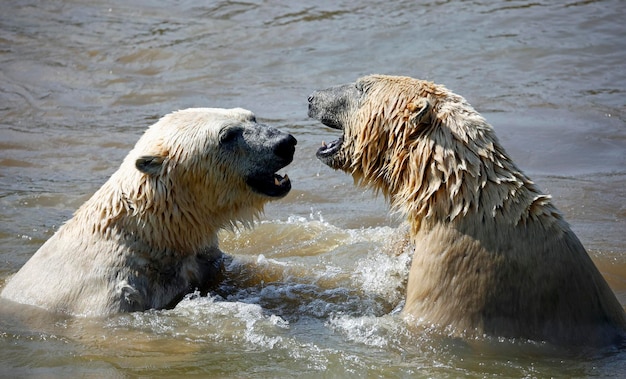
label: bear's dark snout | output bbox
[274,134,297,163]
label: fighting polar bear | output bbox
[308,74,626,346]
[1,108,297,316]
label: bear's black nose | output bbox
[274,134,297,161]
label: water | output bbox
[1,0,625,377]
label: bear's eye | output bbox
[219,127,240,145]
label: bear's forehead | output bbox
[146,108,258,138]
[356,75,445,106]
[170,107,256,123]
[137,107,259,148]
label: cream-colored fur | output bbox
[1,108,296,316]
[308,75,626,346]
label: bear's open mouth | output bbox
[308,96,345,165]
[247,172,291,198]
[316,136,343,159]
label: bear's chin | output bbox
[316,136,343,168]
[246,173,291,198]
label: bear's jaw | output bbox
[242,127,296,199]
[309,83,359,170]
[316,136,344,168]
[311,108,346,169]
[246,172,292,198]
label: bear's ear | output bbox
[408,98,431,127]
[135,155,166,176]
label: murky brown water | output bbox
[1,0,625,377]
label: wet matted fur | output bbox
[1,108,296,316]
[308,74,626,346]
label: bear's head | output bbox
[135,108,295,196]
[308,75,443,169]
[107,108,297,252]
[308,75,443,192]
[308,74,510,223]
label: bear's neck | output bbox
[386,119,563,236]
[70,172,246,256]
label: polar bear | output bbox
[308,74,626,346]
[1,108,297,317]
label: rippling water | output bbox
[1,0,625,377]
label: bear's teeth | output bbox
[274,174,289,186]
[321,141,327,148]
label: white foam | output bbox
[351,249,412,305]
[327,314,407,349]
[104,217,414,353]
